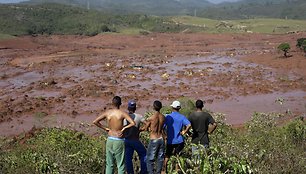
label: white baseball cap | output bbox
[170,100,181,109]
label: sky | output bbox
[208,0,240,3]
[0,0,25,3]
[0,0,241,4]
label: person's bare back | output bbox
[143,100,165,174]
[147,112,165,139]
[142,100,165,140]
[93,96,135,174]
[105,109,135,137]
[93,97,135,138]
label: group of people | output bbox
[93,96,217,174]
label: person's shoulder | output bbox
[149,112,158,118]
[179,112,187,118]
[114,109,126,114]
[165,114,172,121]
[112,109,129,117]
[189,111,196,117]
[158,112,165,117]
[157,112,165,119]
[203,111,212,117]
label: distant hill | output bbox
[199,0,306,20]
[20,0,306,19]
[0,3,204,36]
[23,0,213,15]
[1,2,305,37]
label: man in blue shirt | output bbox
[163,100,191,173]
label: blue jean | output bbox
[125,139,147,174]
[146,138,165,174]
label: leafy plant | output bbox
[302,40,306,56]
[0,128,105,174]
[1,99,305,174]
[167,144,252,174]
[296,38,306,48]
[277,42,291,57]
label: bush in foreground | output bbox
[0,128,105,174]
[0,100,305,174]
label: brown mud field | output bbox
[0,33,305,136]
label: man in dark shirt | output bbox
[188,99,217,148]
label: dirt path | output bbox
[0,33,305,136]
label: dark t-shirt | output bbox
[188,111,215,146]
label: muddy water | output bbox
[208,90,306,124]
[0,55,305,136]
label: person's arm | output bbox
[140,118,151,131]
[138,115,147,132]
[208,114,217,134]
[208,122,217,134]
[163,116,168,142]
[121,112,136,132]
[186,114,193,136]
[181,124,191,136]
[181,116,192,136]
[93,112,110,132]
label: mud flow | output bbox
[0,33,305,136]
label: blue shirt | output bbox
[164,111,191,145]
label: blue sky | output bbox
[0,0,239,4]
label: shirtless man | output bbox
[141,100,165,174]
[93,96,135,174]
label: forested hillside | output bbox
[0,3,192,36]
[19,0,306,19]
[23,0,212,15]
[199,0,306,20]
[1,2,306,37]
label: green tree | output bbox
[302,40,306,51]
[302,40,306,57]
[278,42,291,57]
[296,38,306,49]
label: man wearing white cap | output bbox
[163,100,191,173]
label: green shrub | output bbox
[167,144,252,174]
[302,40,306,53]
[160,97,196,116]
[277,42,291,57]
[1,105,305,173]
[296,38,306,48]
[285,117,305,144]
[0,128,106,174]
